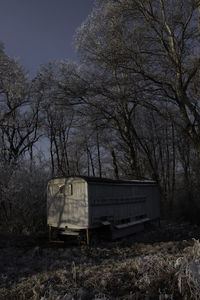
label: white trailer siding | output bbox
[47,177,88,229]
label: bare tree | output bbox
[0,46,42,165]
[76,0,200,159]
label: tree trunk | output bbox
[111,149,119,179]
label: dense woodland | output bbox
[1,0,200,233]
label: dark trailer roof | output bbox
[53,176,157,185]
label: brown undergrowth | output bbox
[1,222,200,299]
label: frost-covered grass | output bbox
[1,223,200,299]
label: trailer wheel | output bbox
[89,233,100,247]
[48,226,59,241]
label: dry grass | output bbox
[1,222,200,299]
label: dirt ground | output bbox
[1,221,200,300]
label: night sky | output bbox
[0,0,94,76]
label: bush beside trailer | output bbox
[47,176,160,245]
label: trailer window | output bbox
[59,185,65,194]
[68,184,73,195]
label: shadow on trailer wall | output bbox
[47,176,160,246]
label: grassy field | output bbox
[1,222,200,299]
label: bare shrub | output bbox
[0,159,49,234]
[175,239,200,299]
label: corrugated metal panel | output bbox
[88,181,160,228]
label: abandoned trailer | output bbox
[47,176,160,245]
